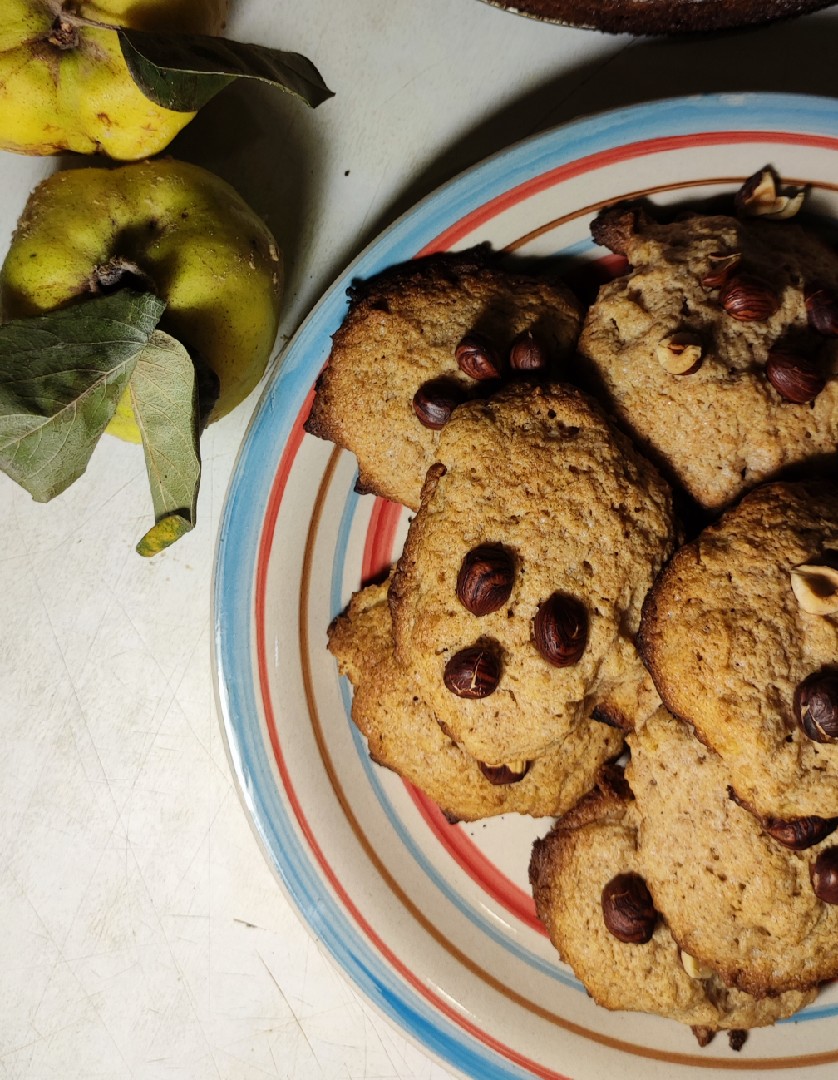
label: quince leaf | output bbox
[0,291,166,503]
[136,512,194,556]
[131,330,201,557]
[118,29,334,112]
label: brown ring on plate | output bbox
[477,0,835,36]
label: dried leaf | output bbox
[131,330,201,556]
[119,29,334,112]
[136,511,195,557]
[0,291,166,502]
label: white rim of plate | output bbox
[213,92,838,1080]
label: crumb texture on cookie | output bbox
[579,209,838,510]
[628,708,838,996]
[305,248,582,509]
[639,481,838,819]
[528,774,815,1033]
[390,382,675,766]
[328,579,623,821]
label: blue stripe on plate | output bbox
[215,94,838,1080]
[327,466,584,989]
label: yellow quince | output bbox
[0,0,228,159]
[0,158,282,441]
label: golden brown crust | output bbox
[314,219,838,1042]
[305,248,582,509]
[638,481,838,819]
[628,708,838,996]
[528,776,816,1030]
[579,208,838,511]
[329,578,623,822]
[390,382,675,766]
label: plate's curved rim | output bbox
[212,91,838,1080]
[474,0,836,35]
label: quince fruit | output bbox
[0,0,228,159]
[0,158,282,442]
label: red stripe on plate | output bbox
[417,130,838,255]
[361,497,403,585]
[407,785,545,934]
[255,128,838,1074]
[255,419,573,1078]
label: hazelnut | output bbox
[455,332,502,381]
[764,814,838,850]
[443,645,500,699]
[735,167,805,220]
[795,673,838,743]
[412,379,465,430]
[655,332,703,375]
[533,593,588,667]
[766,351,825,404]
[680,950,714,980]
[700,251,741,289]
[509,331,547,372]
[601,872,657,944]
[790,563,838,616]
[728,1030,747,1053]
[805,285,838,337]
[811,847,838,904]
[719,273,780,322]
[477,759,530,785]
[456,544,515,616]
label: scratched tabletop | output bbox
[3,2,838,1078]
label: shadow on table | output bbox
[51,6,837,347]
[168,78,326,346]
[365,9,838,249]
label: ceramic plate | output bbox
[214,93,838,1080]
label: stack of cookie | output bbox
[315,249,678,822]
[529,756,819,1047]
[305,168,838,1047]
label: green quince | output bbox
[0,158,282,441]
[0,0,228,159]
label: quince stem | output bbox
[47,16,80,50]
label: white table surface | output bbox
[3,2,838,1077]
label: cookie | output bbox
[305,247,582,509]
[639,480,838,819]
[578,199,838,510]
[528,771,815,1043]
[328,580,624,822]
[628,707,838,997]
[389,381,676,767]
